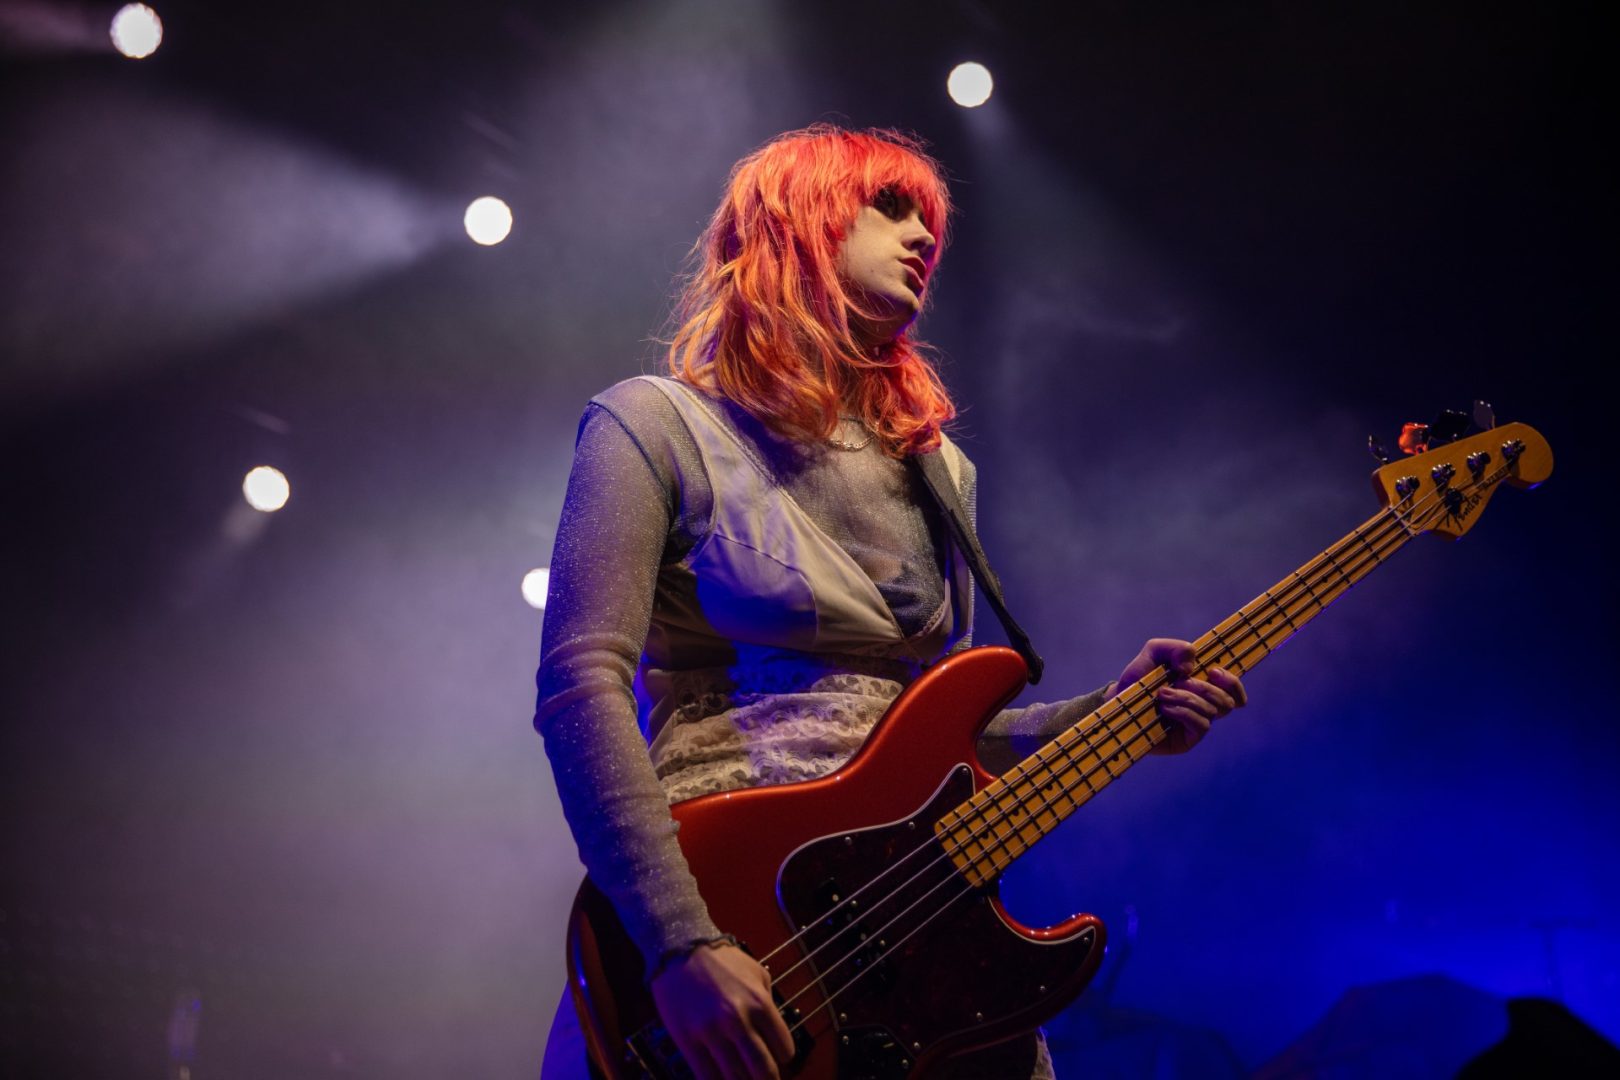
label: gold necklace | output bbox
[827,415,873,452]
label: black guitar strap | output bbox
[909,449,1046,684]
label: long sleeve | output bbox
[534,404,722,979]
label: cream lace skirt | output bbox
[649,656,913,804]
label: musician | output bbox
[534,124,1247,1080]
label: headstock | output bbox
[1371,421,1552,540]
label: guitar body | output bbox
[567,646,1106,1079]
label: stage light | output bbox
[110,4,162,59]
[521,568,551,611]
[947,62,994,108]
[242,466,290,513]
[464,196,513,246]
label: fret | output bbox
[1318,543,1356,597]
[1348,524,1387,581]
[1261,587,1299,631]
[1204,621,1244,671]
[1233,605,1279,658]
[1291,569,1325,614]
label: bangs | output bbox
[764,124,953,248]
[852,133,953,248]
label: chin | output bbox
[889,289,923,318]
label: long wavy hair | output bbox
[666,124,956,457]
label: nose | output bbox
[904,212,936,260]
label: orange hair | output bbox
[666,124,956,456]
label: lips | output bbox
[900,257,928,292]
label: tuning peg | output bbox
[1368,435,1390,465]
[1398,423,1430,456]
[1473,400,1496,430]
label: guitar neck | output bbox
[938,502,1420,886]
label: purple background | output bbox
[1,2,1611,1075]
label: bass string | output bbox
[949,477,1456,881]
[764,464,1491,1027]
[915,460,1481,883]
[765,489,1428,1014]
[780,483,1461,1035]
[767,505,1423,1029]
[761,490,1419,982]
[764,478,1447,1006]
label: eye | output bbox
[873,187,902,219]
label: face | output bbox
[836,187,938,342]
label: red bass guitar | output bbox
[564,421,1552,1079]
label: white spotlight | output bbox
[110,4,163,59]
[464,196,513,246]
[521,568,551,611]
[242,466,290,513]
[947,62,994,108]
